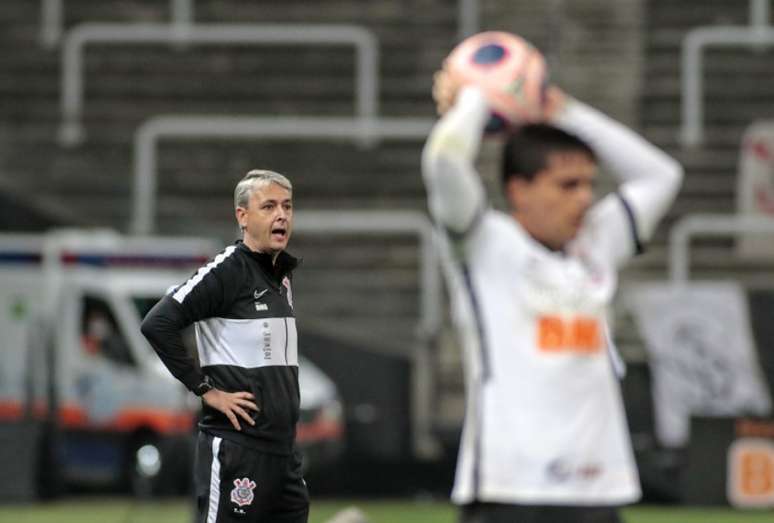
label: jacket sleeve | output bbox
[140,250,236,393]
[140,295,204,392]
[421,86,490,236]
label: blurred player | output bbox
[142,170,308,522]
[422,47,683,522]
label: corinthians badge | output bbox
[230,477,256,507]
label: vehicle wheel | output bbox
[36,421,65,499]
[128,438,164,498]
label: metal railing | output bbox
[131,115,433,235]
[458,0,480,41]
[45,0,478,48]
[292,208,442,347]
[41,0,194,49]
[292,209,443,458]
[669,213,774,283]
[59,24,379,146]
[680,0,772,147]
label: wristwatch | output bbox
[193,375,214,397]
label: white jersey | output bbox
[422,88,682,505]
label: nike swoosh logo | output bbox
[254,289,268,300]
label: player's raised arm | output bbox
[548,89,684,259]
[423,33,550,237]
[421,77,489,236]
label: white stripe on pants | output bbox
[207,436,222,523]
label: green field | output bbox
[0,498,773,523]
[0,499,774,523]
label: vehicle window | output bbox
[81,296,136,368]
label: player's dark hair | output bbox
[502,124,596,184]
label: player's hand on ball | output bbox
[432,63,462,116]
[444,31,549,131]
[543,85,568,122]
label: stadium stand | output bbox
[0,0,661,455]
[0,0,458,461]
[2,1,773,487]
[2,1,450,228]
[638,0,774,279]
[618,0,774,504]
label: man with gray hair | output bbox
[142,168,308,522]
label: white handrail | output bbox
[40,0,195,49]
[40,0,63,48]
[293,210,442,338]
[59,23,379,146]
[750,0,770,29]
[669,213,774,283]
[171,0,194,38]
[45,0,479,48]
[293,209,443,459]
[131,115,433,236]
[679,0,772,147]
[457,0,480,41]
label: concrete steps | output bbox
[639,0,774,269]
[0,0,451,231]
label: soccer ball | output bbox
[446,31,548,131]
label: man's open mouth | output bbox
[271,227,287,239]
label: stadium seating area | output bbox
[0,0,455,227]
[2,0,773,464]
[637,0,774,280]
[0,0,460,356]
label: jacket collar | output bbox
[236,240,299,282]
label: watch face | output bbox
[196,381,212,396]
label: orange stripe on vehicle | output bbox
[0,400,193,434]
[59,404,89,426]
[0,401,23,420]
[110,408,194,433]
[296,420,344,444]
[0,400,51,420]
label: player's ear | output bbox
[504,177,527,208]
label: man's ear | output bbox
[235,206,247,230]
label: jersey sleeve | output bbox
[140,249,237,392]
[554,99,684,266]
[421,86,490,237]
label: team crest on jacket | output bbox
[282,277,293,309]
[231,477,256,507]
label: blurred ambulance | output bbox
[0,229,342,497]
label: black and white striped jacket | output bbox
[141,241,300,455]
